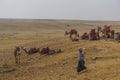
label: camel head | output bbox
[15,46,21,51]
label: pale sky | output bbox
[0,0,120,20]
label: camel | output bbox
[103,26,111,38]
[21,47,40,55]
[40,46,63,55]
[96,26,115,40]
[14,46,22,64]
[65,29,79,41]
[114,32,120,41]
[69,29,79,41]
[97,26,103,39]
[101,25,115,39]
[81,32,89,40]
[40,47,50,55]
[110,30,115,39]
[89,29,99,40]
[97,26,102,32]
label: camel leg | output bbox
[104,34,106,40]
[15,56,18,64]
[18,55,20,64]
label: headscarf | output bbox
[79,48,82,52]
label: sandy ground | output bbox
[0,19,120,80]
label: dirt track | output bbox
[0,19,120,80]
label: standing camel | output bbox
[97,26,103,39]
[97,26,103,33]
[14,47,22,64]
[69,29,79,41]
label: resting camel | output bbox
[21,47,40,55]
[101,25,115,39]
[14,46,22,64]
[97,26,115,40]
[103,26,111,38]
[89,29,99,40]
[114,32,120,41]
[81,32,89,40]
[40,47,62,55]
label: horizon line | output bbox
[0,18,120,22]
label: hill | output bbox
[0,19,120,80]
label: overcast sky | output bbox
[0,0,120,20]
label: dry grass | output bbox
[0,19,120,80]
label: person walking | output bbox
[77,48,86,74]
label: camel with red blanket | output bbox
[69,29,79,41]
[81,32,89,40]
[89,29,99,40]
[40,46,63,55]
[101,25,115,39]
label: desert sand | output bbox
[0,19,120,80]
